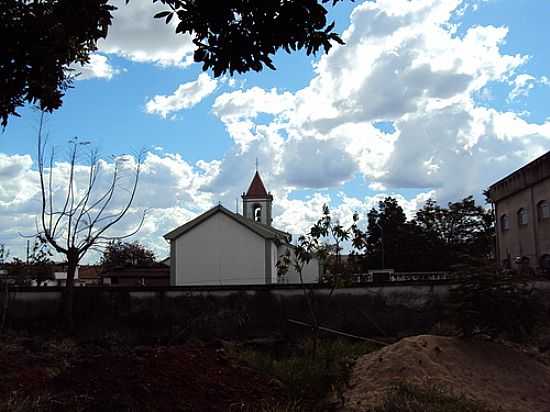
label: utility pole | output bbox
[376,222,384,270]
[26,240,30,264]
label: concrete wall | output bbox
[0,283,454,339]
[4,282,549,340]
[173,212,267,285]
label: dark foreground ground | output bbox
[0,335,287,412]
[3,331,550,412]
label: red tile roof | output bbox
[243,171,269,199]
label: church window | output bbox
[500,214,509,231]
[254,205,262,222]
[538,200,550,220]
[517,208,528,226]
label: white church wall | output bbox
[276,245,320,284]
[173,212,266,285]
[271,241,278,284]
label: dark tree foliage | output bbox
[364,196,494,271]
[0,0,115,127]
[101,240,156,270]
[152,0,346,77]
[1,0,346,127]
[9,236,55,285]
[365,197,419,271]
[414,196,495,268]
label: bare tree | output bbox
[36,113,145,328]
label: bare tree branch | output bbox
[35,112,145,328]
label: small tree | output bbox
[310,205,358,289]
[101,240,156,271]
[278,233,322,353]
[36,113,145,328]
[277,205,359,354]
[0,244,10,332]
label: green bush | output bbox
[232,338,376,404]
[449,268,545,341]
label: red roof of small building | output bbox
[243,171,270,199]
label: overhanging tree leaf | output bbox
[1,0,348,127]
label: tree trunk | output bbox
[64,249,78,331]
[299,269,319,358]
[0,280,8,333]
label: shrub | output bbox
[232,338,376,405]
[449,267,545,341]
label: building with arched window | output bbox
[488,150,550,272]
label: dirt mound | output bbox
[342,335,550,412]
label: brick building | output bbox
[488,151,550,272]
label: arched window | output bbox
[518,208,528,226]
[538,200,550,220]
[253,204,262,222]
[500,214,510,231]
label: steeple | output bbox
[242,171,273,226]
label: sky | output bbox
[1,0,550,262]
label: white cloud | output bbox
[70,54,120,81]
[212,87,295,150]
[368,182,387,191]
[213,87,295,121]
[273,190,434,238]
[508,73,550,102]
[282,136,358,188]
[508,74,536,101]
[99,0,195,67]
[145,73,218,118]
[0,151,218,263]
[207,0,549,204]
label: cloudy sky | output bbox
[2,0,550,261]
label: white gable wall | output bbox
[173,212,267,285]
[276,245,320,284]
[271,241,278,284]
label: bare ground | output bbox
[0,336,285,411]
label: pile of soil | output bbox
[0,338,284,411]
[342,335,550,412]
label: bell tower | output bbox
[242,171,273,226]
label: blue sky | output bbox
[1,0,550,260]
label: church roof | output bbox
[243,171,271,199]
[163,205,290,242]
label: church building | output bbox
[164,171,320,286]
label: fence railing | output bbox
[349,271,454,284]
